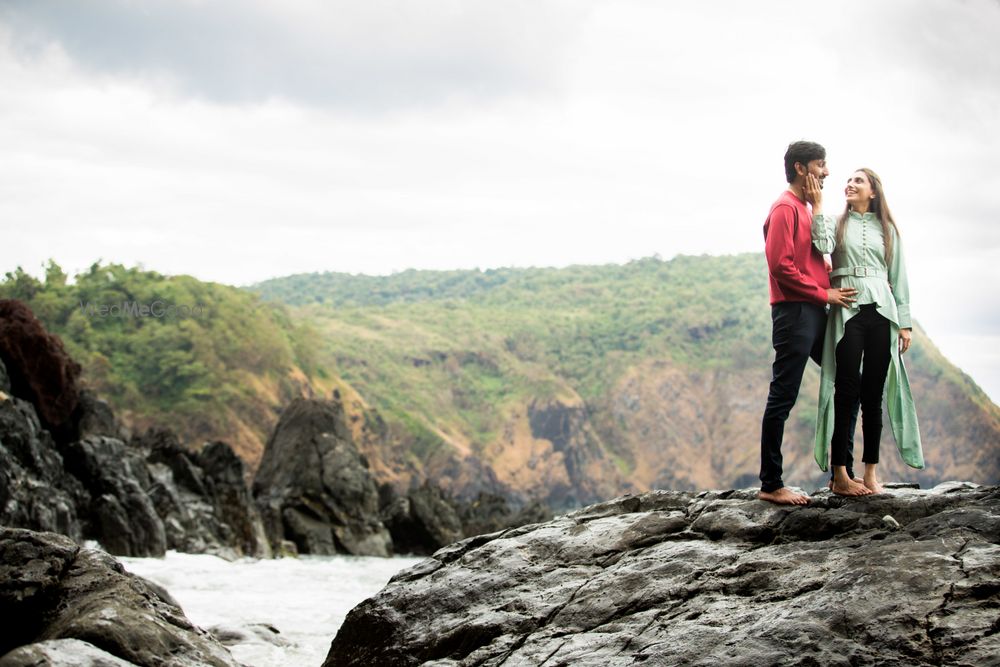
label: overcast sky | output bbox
[1,0,999,403]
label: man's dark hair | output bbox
[784,141,825,183]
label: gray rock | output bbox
[380,482,464,555]
[0,396,87,540]
[62,436,166,557]
[0,528,240,667]
[324,483,1000,667]
[0,638,139,666]
[73,389,128,442]
[254,397,391,556]
[141,431,270,559]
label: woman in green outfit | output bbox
[805,168,924,496]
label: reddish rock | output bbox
[0,299,81,441]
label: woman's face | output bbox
[845,171,874,209]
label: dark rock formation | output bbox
[139,429,270,559]
[379,481,463,555]
[0,393,87,541]
[379,484,555,556]
[0,299,81,443]
[73,388,129,442]
[456,492,553,538]
[0,528,240,666]
[254,397,392,556]
[61,435,167,558]
[0,358,268,559]
[0,304,271,560]
[324,482,1000,667]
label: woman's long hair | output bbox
[836,168,900,266]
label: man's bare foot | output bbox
[758,487,810,505]
[864,477,885,494]
[830,479,873,497]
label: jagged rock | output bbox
[73,389,128,442]
[61,436,166,558]
[324,483,1000,667]
[380,482,464,555]
[0,299,81,443]
[0,305,270,561]
[0,528,240,667]
[254,397,392,557]
[136,429,270,559]
[0,395,87,541]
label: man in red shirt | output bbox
[759,141,859,505]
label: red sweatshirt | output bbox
[763,190,829,306]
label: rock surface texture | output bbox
[325,483,1000,667]
[0,351,269,559]
[254,397,392,556]
[0,528,239,667]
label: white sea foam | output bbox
[120,551,424,667]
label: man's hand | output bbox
[827,287,858,308]
[805,173,823,212]
[899,328,912,354]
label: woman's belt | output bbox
[830,266,887,279]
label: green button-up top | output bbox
[811,211,924,471]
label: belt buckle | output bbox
[853,266,868,277]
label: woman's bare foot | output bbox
[758,487,810,505]
[827,477,864,490]
[863,464,885,494]
[830,479,873,497]
[864,478,885,494]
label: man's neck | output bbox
[787,182,806,203]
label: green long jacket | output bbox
[811,211,924,471]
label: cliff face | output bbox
[324,483,1000,667]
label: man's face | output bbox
[803,159,829,188]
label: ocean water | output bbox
[120,551,424,667]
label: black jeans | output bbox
[760,302,857,492]
[830,304,892,467]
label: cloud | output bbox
[0,0,590,109]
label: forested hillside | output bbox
[254,254,1000,505]
[0,262,329,465]
[5,255,996,508]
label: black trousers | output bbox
[760,302,857,492]
[830,304,892,467]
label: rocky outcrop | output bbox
[456,492,553,539]
[0,394,87,542]
[140,429,271,560]
[379,482,464,556]
[380,484,555,556]
[324,483,1000,666]
[62,434,167,558]
[0,528,240,666]
[254,396,392,556]
[0,353,269,559]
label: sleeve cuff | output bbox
[896,303,912,329]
